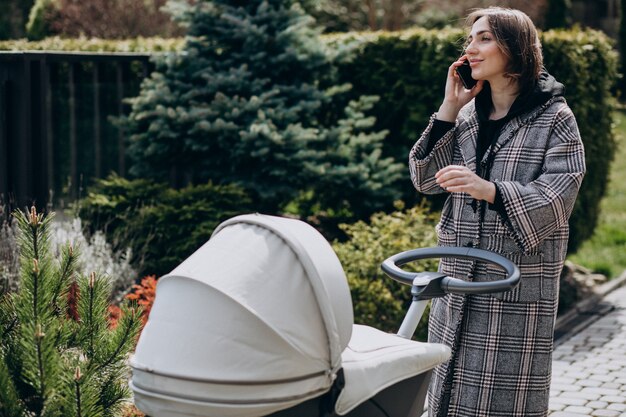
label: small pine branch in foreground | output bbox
[0,207,142,417]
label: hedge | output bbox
[0,36,183,52]
[3,27,618,253]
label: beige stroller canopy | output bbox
[130,214,450,417]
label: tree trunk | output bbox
[366,0,377,30]
[384,0,404,31]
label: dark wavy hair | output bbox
[465,7,543,93]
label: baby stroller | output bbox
[129,213,519,417]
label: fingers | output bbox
[435,165,468,180]
[449,55,468,73]
[436,165,494,201]
[447,60,464,82]
[446,56,482,98]
[448,55,468,78]
[435,165,474,191]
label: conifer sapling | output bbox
[0,207,142,417]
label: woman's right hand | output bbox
[437,56,484,122]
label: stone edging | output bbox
[554,269,626,344]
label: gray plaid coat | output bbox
[409,96,585,417]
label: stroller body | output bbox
[130,214,518,417]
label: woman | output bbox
[408,7,585,417]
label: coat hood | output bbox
[476,70,565,122]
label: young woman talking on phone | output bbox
[409,7,585,417]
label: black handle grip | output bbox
[381,246,520,295]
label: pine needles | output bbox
[0,207,142,417]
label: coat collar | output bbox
[456,96,565,168]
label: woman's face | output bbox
[465,17,510,85]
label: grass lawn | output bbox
[567,110,626,279]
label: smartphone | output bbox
[456,60,477,89]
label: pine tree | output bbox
[0,207,142,417]
[122,0,402,216]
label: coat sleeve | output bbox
[408,114,456,194]
[495,106,586,253]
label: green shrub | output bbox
[332,201,439,340]
[328,27,619,252]
[79,174,255,276]
[542,30,619,252]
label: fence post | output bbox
[116,61,126,176]
[68,62,77,200]
[0,66,7,205]
[93,62,102,179]
[16,58,32,209]
[42,58,54,204]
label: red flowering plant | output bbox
[126,275,157,326]
[109,275,157,329]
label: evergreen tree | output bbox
[0,207,142,417]
[122,0,402,216]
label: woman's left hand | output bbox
[435,165,496,203]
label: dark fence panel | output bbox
[0,51,152,212]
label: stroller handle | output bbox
[381,246,520,297]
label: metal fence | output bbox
[0,51,153,211]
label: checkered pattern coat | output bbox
[409,96,585,417]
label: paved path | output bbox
[549,284,626,416]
